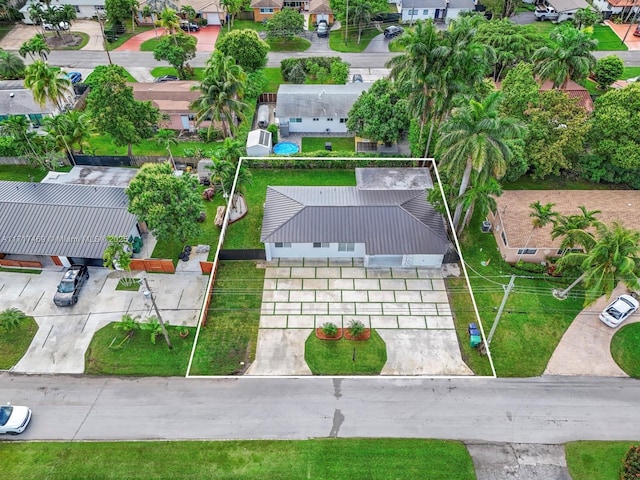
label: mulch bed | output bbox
[343,329,371,341]
[315,328,343,340]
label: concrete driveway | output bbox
[0,20,104,51]
[544,283,637,376]
[247,258,472,376]
[0,268,208,374]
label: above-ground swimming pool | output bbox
[273,141,299,155]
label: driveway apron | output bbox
[248,258,472,376]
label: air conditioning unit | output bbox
[481,221,492,233]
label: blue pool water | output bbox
[273,142,299,155]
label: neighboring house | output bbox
[129,81,201,132]
[0,80,73,128]
[591,0,639,19]
[250,0,283,22]
[535,0,590,22]
[21,0,106,23]
[308,0,334,24]
[0,181,140,267]
[275,84,369,135]
[488,190,640,264]
[261,168,450,268]
[246,129,272,156]
[400,0,476,23]
[138,0,225,25]
[494,79,594,113]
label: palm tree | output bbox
[59,4,77,43]
[206,157,234,197]
[0,115,38,156]
[43,110,95,154]
[553,222,640,303]
[454,175,502,234]
[180,5,196,32]
[193,51,248,139]
[0,49,25,80]
[551,206,602,254]
[212,137,244,164]
[157,7,180,37]
[516,201,558,263]
[24,60,72,110]
[533,24,597,88]
[154,128,178,168]
[28,3,46,36]
[220,0,241,31]
[436,91,526,231]
[141,5,158,37]
[349,0,373,44]
[19,34,50,61]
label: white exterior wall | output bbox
[246,144,271,157]
[206,13,222,25]
[445,7,471,20]
[592,0,612,11]
[286,117,348,134]
[264,242,366,261]
[401,8,436,22]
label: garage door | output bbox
[207,13,221,25]
[317,14,328,22]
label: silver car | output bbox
[599,294,639,328]
[0,404,32,435]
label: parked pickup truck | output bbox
[535,5,559,21]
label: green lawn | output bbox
[525,20,557,34]
[0,315,38,370]
[150,66,205,80]
[329,26,382,52]
[565,441,639,480]
[610,323,640,377]
[0,164,71,182]
[266,36,311,52]
[305,330,387,374]
[84,322,196,376]
[139,36,163,51]
[592,24,627,51]
[458,214,584,377]
[189,260,265,375]
[85,133,213,156]
[225,19,266,33]
[622,66,640,79]
[302,137,355,152]
[106,25,153,50]
[262,67,284,92]
[0,438,476,479]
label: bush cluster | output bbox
[622,445,640,479]
[280,56,349,84]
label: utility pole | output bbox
[97,13,113,65]
[487,275,515,345]
[142,277,173,350]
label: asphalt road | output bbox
[2,373,639,443]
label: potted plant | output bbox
[179,324,189,338]
[315,321,342,340]
[345,319,370,341]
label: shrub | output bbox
[0,308,28,333]
[514,261,547,274]
[198,128,221,142]
[622,445,640,479]
[349,319,365,338]
[594,55,624,90]
[321,322,338,337]
[267,123,278,144]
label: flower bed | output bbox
[315,328,343,340]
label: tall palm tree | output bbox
[180,5,196,32]
[141,5,158,37]
[28,3,46,36]
[157,7,180,36]
[533,24,597,88]
[24,60,72,110]
[553,222,640,303]
[0,49,25,80]
[220,0,241,31]
[551,206,602,254]
[193,51,248,139]
[436,91,526,230]
[516,201,558,263]
[154,128,178,168]
[59,4,77,43]
[0,115,38,156]
[349,0,373,44]
[454,174,502,234]
[43,110,95,154]
[19,34,50,61]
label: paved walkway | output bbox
[544,283,637,376]
[116,26,219,52]
[247,258,473,376]
[0,20,104,51]
[606,20,640,51]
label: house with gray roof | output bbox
[0,181,140,267]
[260,168,450,267]
[275,84,369,134]
[0,81,72,128]
[400,0,476,23]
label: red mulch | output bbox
[343,329,371,341]
[315,328,343,340]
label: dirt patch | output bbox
[46,34,83,49]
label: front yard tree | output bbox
[220,0,242,30]
[266,8,304,41]
[157,6,180,35]
[553,222,640,304]
[19,34,50,61]
[574,7,601,29]
[126,162,203,243]
[346,79,409,146]
[479,0,521,18]
[593,55,624,90]
[499,62,540,120]
[348,0,373,44]
[153,32,196,79]
[216,29,269,73]
[0,49,25,80]
[589,83,640,170]
[103,235,134,285]
[105,0,137,29]
[87,64,159,156]
[24,60,72,110]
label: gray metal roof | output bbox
[447,0,475,9]
[0,181,137,259]
[548,0,589,11]
[401,0,446,8]
[261,186,449,255]
[275,84,370,119]
[0,88,57,116]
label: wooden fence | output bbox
[130,258,175,273]
[0,259,43,268]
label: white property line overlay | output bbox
[185,156,496,379]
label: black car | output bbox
[53,265,89,307]
[384,25,404,38]
[180,22,200,32]
[154,75,179,83]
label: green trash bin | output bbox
[470,335,482,348]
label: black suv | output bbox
[53,265,89,307]
[180,22,200,32]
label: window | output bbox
[338,243,355,252]
[517,248,537,255]
[275,242,291,248]
[501,230,507,246]
[260,7,274,13]
[312,118,319,121]
[327,118,333,122]
[313,243,329,248]
[95,5,105,10]
[423,9,429,15]
[28,114,43,126]
[409,9,418,15]
[339,118,347,123]
[289,118,302,123]
[74,5,80,12]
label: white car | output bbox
[0,404,32,435]
[599,294,639,328]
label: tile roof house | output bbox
[539,80,595,113]
[129,81,201,132]
[487,190,640,264]
[275,84,369,134]
[591,0,638,19]
[261,168,450,268]
[250,0,283,22]
[0,181,140,267]
[400,0,475,24]
[138,0,225,25]
[308,0,334,24]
